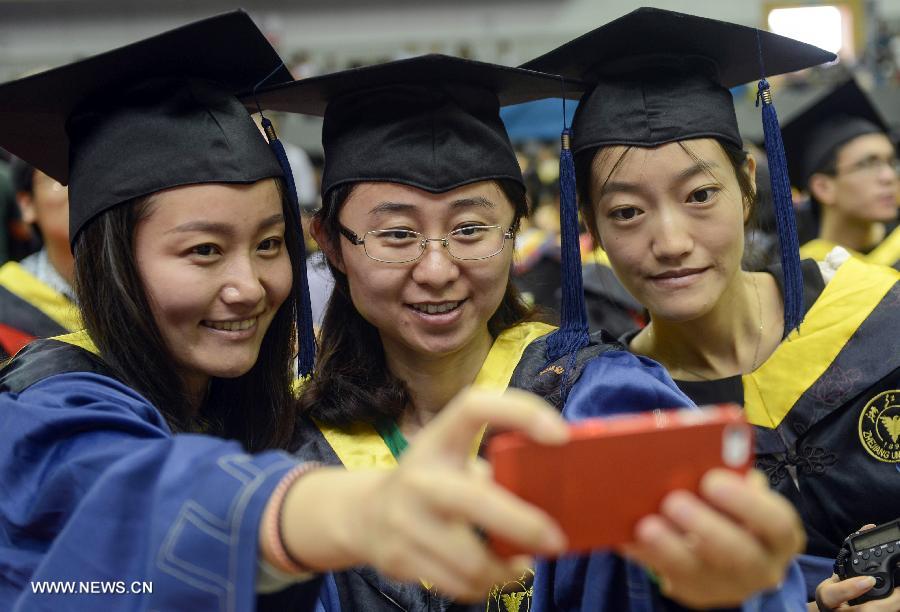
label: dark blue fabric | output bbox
[0,371,319,611]
[532,351,807,611]
[797,554,834,603]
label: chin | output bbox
[200,357,259,380]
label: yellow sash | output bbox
[51,329,100,355]
[316,321,556,470]
[0,262,80,332]
[869,225,900,268]
[743,258,899,428]
[800,225,900,268]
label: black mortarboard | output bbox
[780,78,889,187]
[0,11,319,376]
[243,54,581,197]
[521,7,835,154]
[521,7,835,336]
[0,10,292,244]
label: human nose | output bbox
[410,239,460,288]
[650,209,694,262]
[220,256,266,308]
[878,158,900,183]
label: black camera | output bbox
[834,518,900,604]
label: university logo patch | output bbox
[859,390,900,462]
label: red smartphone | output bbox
[486,404,753,557]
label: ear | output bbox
[310,217,345,274]
[808,173,836,208]
[15,191,36,225]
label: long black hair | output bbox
[73,178,299,451]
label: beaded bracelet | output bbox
[263,462,322,575]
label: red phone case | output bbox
[486,404,753,557]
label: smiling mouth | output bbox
[202,317,258,331]
[408,300,464,314]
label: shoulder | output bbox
[1,336,109,393]
[11,371,167,427]
[564,350,695,419]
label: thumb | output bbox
[816,575,876,610]
[403,387,569,467]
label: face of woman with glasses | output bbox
[811,133,899,223]
[328,180,517,360]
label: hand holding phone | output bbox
[487,404,753,557]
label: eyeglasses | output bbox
[339,224,514,263]
[835,155,900,177]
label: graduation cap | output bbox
[244,54,582,198]
[0,10,318,376]
[780,77,889,188]
[522,7,836,337]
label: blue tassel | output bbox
[756,80,804,334]
[545,127,590,365]
[261,117,316,378]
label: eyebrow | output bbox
[369,202,415,216]
[368,197,496,216]
[598,162,721,199]
[168,213,285,236]
[449,196,496,210]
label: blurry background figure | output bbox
[742,141,780,271]
[503,108,645,338]
[781,77,900,269]
[0,157,79,359]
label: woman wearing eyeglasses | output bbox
[250,53,807,612]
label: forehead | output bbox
[143,180,282,224]
[836,132,895,161]
[341,180,514,215]
[593,138,730,179]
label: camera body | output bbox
[834,518,900,604]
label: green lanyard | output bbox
[375,419,409,460]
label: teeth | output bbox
[412,301,460,314]
[206,317,257,331]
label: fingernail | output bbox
[635,516,665,542]
[663,492,696,525]
[855,576,876,591]
[542,524,568,552]
[701,470,739,503]
[535,413,569,444]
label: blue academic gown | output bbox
[531,351,808,612]
[0,370,321,611]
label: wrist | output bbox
[259,462,322,574]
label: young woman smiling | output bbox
[0,15,578,611]
[251,53,808,611]
[525,6,900,609]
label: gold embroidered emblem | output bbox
[539,365,565,376]
[859,391,900,462]
[487,567,533,612]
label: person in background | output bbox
[0,157,79,359]
[781,78,899,269]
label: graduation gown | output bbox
[0,261,80,359]
[659,258,900,599]
[294,322,794,611]
[0,332,321,611]
[799,223,900,271]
